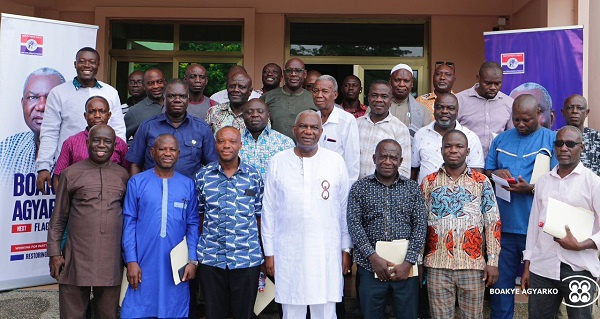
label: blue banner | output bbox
[484,26,584,130]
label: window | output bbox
[109,21,243,101]
[287,19,428,100]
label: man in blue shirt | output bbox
[484,94,558,319]
[121,134,199,319]
[126,78,217,179]
[195,126,264,318]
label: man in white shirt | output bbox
[312,75,360,185]
[262,110,352,319]
[411,92,484,184]
[522,126,600,319]
[36,47,125,194]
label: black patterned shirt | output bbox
[582,127,600,176]
[347,174,427,272]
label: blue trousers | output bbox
[490,232,526,319]
[357,266,419,319]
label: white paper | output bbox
[530,153,551,184]
[170,237,189,285]
[374,240,418,278]
[491,174,511,202]
[543,197,595,242]
[253,277,275,315]
[119,267,127,306]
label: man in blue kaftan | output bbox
[121,134,200,319]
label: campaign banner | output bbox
[484,26,584,130]
[0,13,98,290]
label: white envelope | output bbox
[543,197,595,242]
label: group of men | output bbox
[0,43,594,319]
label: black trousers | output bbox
[198,264,261,319]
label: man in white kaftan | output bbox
[262,110,352,319]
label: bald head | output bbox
[215,126,242,164]
[87,124,116,165]
[153,134,179,149]
[513,94,539,113]
[512,94,541,135]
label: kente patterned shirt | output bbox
[421,167,501,270]
[347,174,427,272]
[239,127,295,178]
[195,161,264,269]
[205,102,246,134]
[582,127,600,176]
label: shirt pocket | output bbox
[236,187,256,216]
[72,187,101,203]
[183,139,201,159]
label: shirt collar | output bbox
[319,106,340,125]
[243,125,273,140]
[214,159,248,176]
[549,161,585,179]
[158,112,190,126]
[368,172,404,186]
[439,165,472,179]
[363,111,394,125]
[72,77,102,90]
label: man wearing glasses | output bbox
[0,67,64,183]
[261,58,316,139]
[121,70,146,114]
[522,125,600,319]
[124,68,166,140]
[126,79,217,179]
[484,94,557,319]
[416,61,457,117]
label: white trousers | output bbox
[282,302,336,319]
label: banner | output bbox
[0,13,98,290]
[484,26,584,130]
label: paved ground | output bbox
[0,284,536,319]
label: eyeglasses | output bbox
[435,61,455,69]
[128,80,143,86]
[284,68,304,74]
[554,140,582,148]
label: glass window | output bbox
[111,22,174,50]
[179,24,242,52]
[290,23,424,57]
[115,61,173,103]
[178,62,238,97]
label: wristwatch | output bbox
[531,185,535,195]
[188,260,198,266]
[342,248,352,254]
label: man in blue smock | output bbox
[126,78,217,179]
[121,134,200,319]
[484,94,557,319]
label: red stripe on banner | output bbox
[11,224,32,233]
[20,34,43,45]
[10,242,47,252]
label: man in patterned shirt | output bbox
[206,72,253,134]
[195,126,264,318]
[561,94,600,176]
[347,139,426,318]
[421,129,501,318]
[238,99,294,178]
